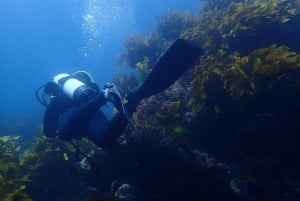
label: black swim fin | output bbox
[126,39,202,113]
[134,39,201,101]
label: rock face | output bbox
[112,0,300,200]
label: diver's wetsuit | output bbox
[42,39,202,147]
[43,85,105,137]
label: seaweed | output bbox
[156,11,196,41]
[181,0,300,55]
[0,137,32,201]
[120,33,147,68]
[112,73,139,97]
[222,44,300,100]
[120,32,164,69]
[135,56,150,83]
[17,136,99,201]
[115,11,198,93]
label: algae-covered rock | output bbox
[21,137,97,201]
[114,1,300,200]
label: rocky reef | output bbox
[114,0,300,200]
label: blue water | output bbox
[0,0,200,117]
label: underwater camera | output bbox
[36,72,98,107]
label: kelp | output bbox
[117,10,197,90]
[20,136,97,201]
[112,73,139,97]
[190,44,300,114]
[184,0,300,113]
[120,32,164,69]
[181,0,300,54]
[135,56,150,83]
[0,137,32,201]
[0,135,99,201]
[223,44,300,100]
[156,11,196,41]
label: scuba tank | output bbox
[53,73,98,104]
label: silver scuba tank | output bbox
[53,73,97,104]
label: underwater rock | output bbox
[131,80,195,147]
[114,184,138,201]
[74,186,98,201]
[230,178,247,195]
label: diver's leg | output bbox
[87,111,109,143]
[92,113,128,148]
[57,93,107,140]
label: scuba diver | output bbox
[36,39,202,148]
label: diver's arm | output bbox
[43,99,65,138]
